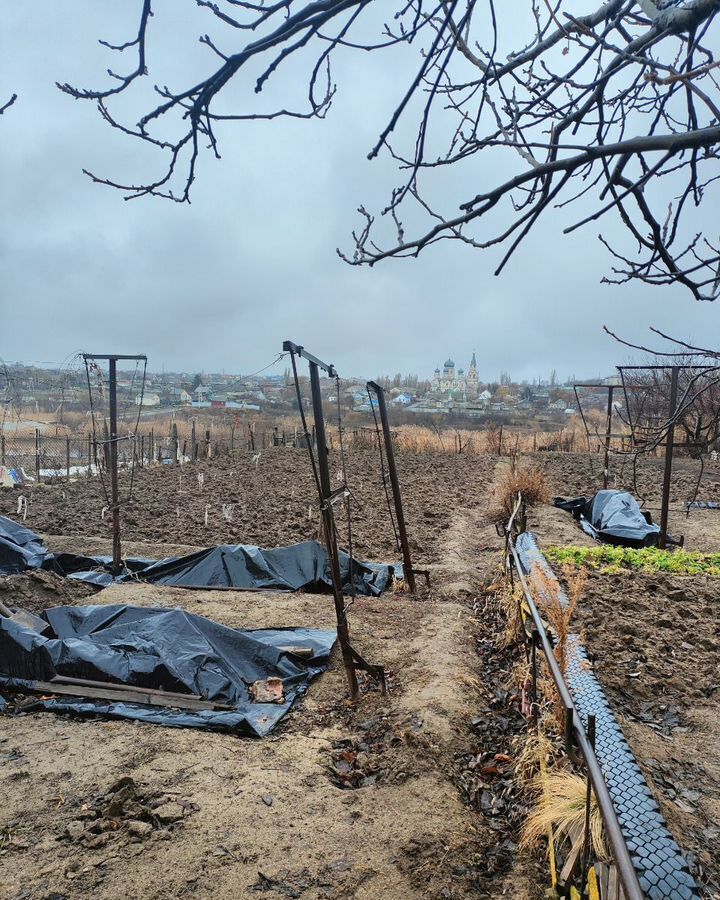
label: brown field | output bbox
[1,446,719,898]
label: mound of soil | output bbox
[0,569,99,615]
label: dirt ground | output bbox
[0,451,542,900]
[0,447,496,567]
[2,447,718,899]
[572,572,720,899]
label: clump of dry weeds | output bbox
[487,461,549,530]
[521,769,607,861]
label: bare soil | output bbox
[0,451,540,900]
[0,448,496,567]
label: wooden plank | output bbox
[607,865,619,900]
[595,862,610,898]
[558,822,585,890]
[16,680,227,711]
[52,675,204,702]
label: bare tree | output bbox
[58,1,720,298]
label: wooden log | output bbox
[17,680,228,711]
[52,675,203,702]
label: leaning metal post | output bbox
[284,341,385,700]
[366,381,416,593]
[308,358,359,698]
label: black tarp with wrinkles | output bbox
[0,604,336,736]
[554,490,661,547]
[0,515,398,595]
[127,541,396,595]
[0,517,47,574]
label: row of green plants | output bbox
[545,544,720,576]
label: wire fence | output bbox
[0,419,605,486]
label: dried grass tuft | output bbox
[487,462,549,529]
[521,770,608,861]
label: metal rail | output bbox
[507,539,644,900]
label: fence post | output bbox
[1,434,4,466]
[66,437,71,482]
[35,428,41,482]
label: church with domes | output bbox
[431,353,479,398]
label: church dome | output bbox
[458,368,464,375]
[444,358,455,368]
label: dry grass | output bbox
[521,770,607,861]
[529,563,586,732]
[486,461,550,529]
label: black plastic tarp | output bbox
[0,517,47,574]
[0,604,336,736]
[0,515,398,595]
[128,541,396,595]
[554,490,661,547]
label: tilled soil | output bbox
[0,447,496,568]
[0,569,99,615]
[570,571,720,898]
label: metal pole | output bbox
[309,360,359,699]
[603,385,614,489]
[66,437,71,483]
[35,428,41,482]
[370,383,417,593]
[108,358,122,575]
[659,366,679,549]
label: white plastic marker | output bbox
[198,472,205,489]
[16,495,28,520]
[222,503,233,522]
[101,505,109,521]
[252,452,261,467]
[204,504,210,526]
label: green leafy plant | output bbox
[546,545,720,577]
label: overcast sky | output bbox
[2,2,719,384]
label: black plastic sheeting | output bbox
[0,604,336,736]
[123,542,396,595]
[0,517,47,574]
[554,490,661,547]
[0,515,398,596]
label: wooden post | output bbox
[205,429,211,458]
[66,437,71,482]
[35,428,41,482]
[140,435,145,467]
[1,434,5,466]
[172,423,179,464]
[498,423,503,456]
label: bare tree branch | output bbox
[57,0,720,298]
